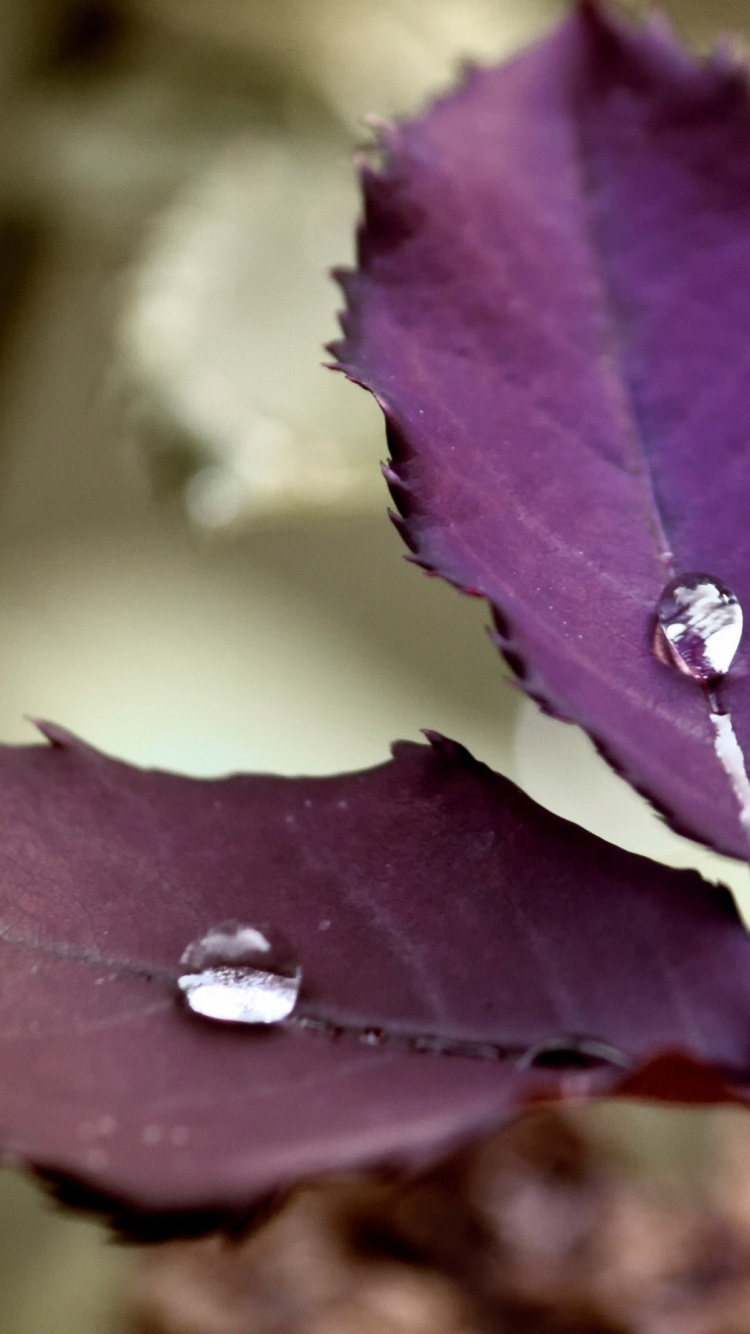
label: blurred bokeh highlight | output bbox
[0,0,747,1328]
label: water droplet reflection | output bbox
[656,573,742,683]
[178,921,301,1025]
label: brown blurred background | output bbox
[0,0,748,1328]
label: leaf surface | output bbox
[0,724,749,1227]
[333,1,750,857]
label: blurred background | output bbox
[0,0,747,1328]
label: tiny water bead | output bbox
[656,574,742,683]
[178,921,301,1025]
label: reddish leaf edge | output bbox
[327,0,749,857]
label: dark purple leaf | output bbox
[332,0,750,857]
[0,723,749,1229]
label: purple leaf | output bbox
[332,1,750,857]
[0,723,749,1230]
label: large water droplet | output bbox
[656,573,742,682]
[178,921,301,1025]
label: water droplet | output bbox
[656,573,742,682]
[358,1027,387,1046]
[518,1036,631,1071]
[294,1015,330,1033]
[293,1015,343,1040]
[178,921,301,1025]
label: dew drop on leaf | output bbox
[178,921,301,1025]
[517,1036,632,1071]
[358,1028,387,1047]
[656,574,742,683]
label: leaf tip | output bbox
[421,731,475,765]
[27,718,80,749]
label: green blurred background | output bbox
[0,0,746,1327]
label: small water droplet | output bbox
[656,573,742,682]
[178,921,301,1026]
[518,1036,631,1071]
[293,1015,325,1032]
[293,1015,343,1039]
[358,1027,387,1046]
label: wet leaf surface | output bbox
[0,724,749,1229]
[333,1,750,857]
